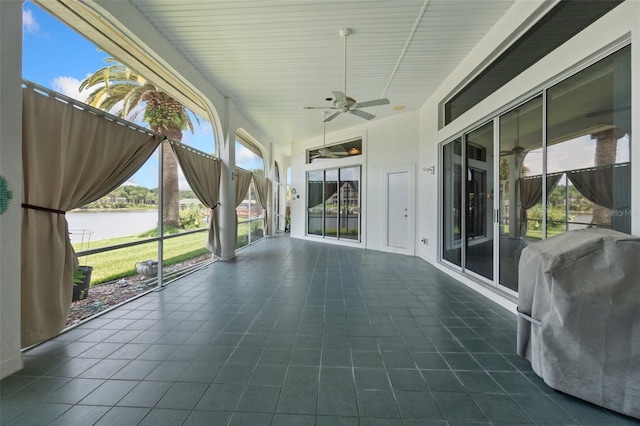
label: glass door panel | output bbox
[442,139,462,266]
[307,170,324,235]
[547,45,631,236]
[465,122,494,281]
[498,96,542,292]
[324,169,339,238]
[339,167,360,240]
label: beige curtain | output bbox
[567,165,615,209]
[252,174,271,236]
[518,174,562,238]
[21,88,161,347]
[170,143,222,256]
[234,168,253,246]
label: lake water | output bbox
[67,210,158,244]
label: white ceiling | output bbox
[128,0,515,148]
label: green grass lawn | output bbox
[73,231,210,285]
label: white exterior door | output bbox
[385,167,414,254]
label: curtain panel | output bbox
[170,143,222,256]
[307,181,338,209]
[234,168,253,247]
[252,174,271,236]
[566,163,631,210]
[21,88,161,347]
[567,163,631,233]
[518,174,562,237]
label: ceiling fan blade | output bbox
[332,91,347,105]
[354,98,390,108]
[324,111,342,122]
[304,106,331,110]
[316,150,338,159]
[349,109,375,120]
[329,146,348,156]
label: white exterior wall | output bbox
[417,0,640,309]
[0,0,24,378]
[290,110,419,253]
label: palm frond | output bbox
[79,57,198,134]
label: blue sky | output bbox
[22,1,264,188]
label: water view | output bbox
[67,210,158,245]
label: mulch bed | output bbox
[66,254,213,328]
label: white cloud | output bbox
[50,76,88,102]
[236,145,254,161]
[22,9,40,35]
[236,144,264,170]
[523,134,631,176]
[177,167,190,190]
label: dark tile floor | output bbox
[1,235,638,425]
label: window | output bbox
[444,1,624,125]
[307,167,361,241]
[307,139,362,164]
[235,134,264,173]
[274,161,281,231]
[546,45,631,234]
[235,134,265,247]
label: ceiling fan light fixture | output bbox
[348,147,360,155]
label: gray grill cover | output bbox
[517,228,640,419]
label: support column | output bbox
[508,156,520,238]
[590,128,624,227]
[0,0,24,378]
[218,98,237,260]
[264,143,274,237]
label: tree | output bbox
[79,58,196,228]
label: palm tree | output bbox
[79,58,196,228]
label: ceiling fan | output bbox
[500,109,526,158]
[500,146,525,157]
[310,112,350,160]
[313,145,349,159]
[304,28,390,122]
[500,109,527,170]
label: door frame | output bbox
[382,164,416,255]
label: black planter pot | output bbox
[72,265,93,301]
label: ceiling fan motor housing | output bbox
[335,96,356,110]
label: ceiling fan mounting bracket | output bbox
[339,28,352,38]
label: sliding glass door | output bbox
[307,166,361,241]
[465,123,494,281]
[441,45,631,295]
[442,139,462,266]
[498,96,543,291]
[546,45,631,236]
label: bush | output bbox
[179,203,205,229]
[527,204,570,231]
